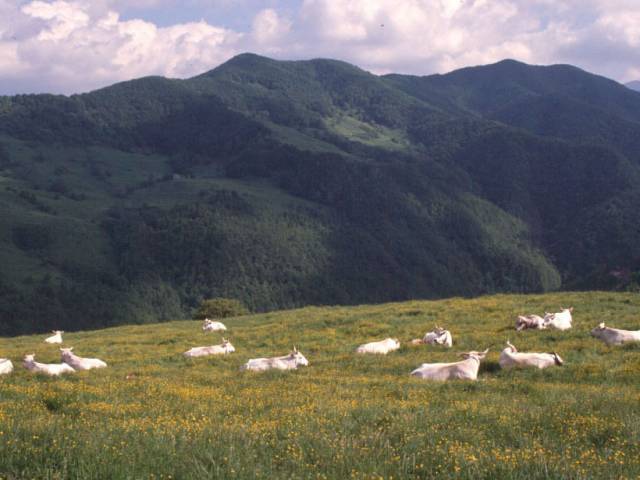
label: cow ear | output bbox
[569,307,574,312]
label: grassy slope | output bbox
[0,292,638,479]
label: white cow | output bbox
[356,338,400,354]
[202,319,227,332]
[60,348,107,370]
[241,347,309,371]
[410,349,489,381]
[543,308,573,330]
[0,358,13,375]
[515,314,547,331]
[590,323,640,346]
[499,341,563,369]
[23,354,75,376]
[184,338,236,357]
[423,327,453,348]
[44,330,64,344]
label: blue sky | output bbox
[124,1,303,30]
[0,0,639,95]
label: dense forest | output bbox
[1,53,640,334]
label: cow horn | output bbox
[552,352,564,366]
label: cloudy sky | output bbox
[1,0,639,95]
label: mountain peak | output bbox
[198,52,369,79]
[196,52,277,77]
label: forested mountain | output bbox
[1,54,639,334]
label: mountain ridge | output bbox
[1,54,639,335]
[626,80,640,92]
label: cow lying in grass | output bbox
[410,349,489,381]
[0,358,13,375]
[23,354,75,376]
[60,348,108,370]
[499,341,563,369]
[241,347,309,371]
[544,308,573,330]
[44,330,64,344]
[356,338,400,354]
[184,338,235,358]
[590,323,640,346]
[424,327,453,347]
[202,319,227,332]
[515,315,547,331]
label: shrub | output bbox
[193,297,249,320]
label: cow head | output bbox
[202,319,213,331]
[459,349,489,361]
[23,353,36,362]
[290,347,309,366]
[435,329,450,341]
[221,338,235,353]
[590,322,607,337]
[59,347,74,357]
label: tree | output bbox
[194,298,249,320]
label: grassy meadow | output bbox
[1,291,639,479]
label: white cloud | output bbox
[1,0,640,94]
[0,0,242,93]
[251,8,291,47]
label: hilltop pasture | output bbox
[0,292,639,479]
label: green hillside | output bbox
[1,54,640,334]
[0,292,638,478]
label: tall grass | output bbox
[1,292,639,478]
